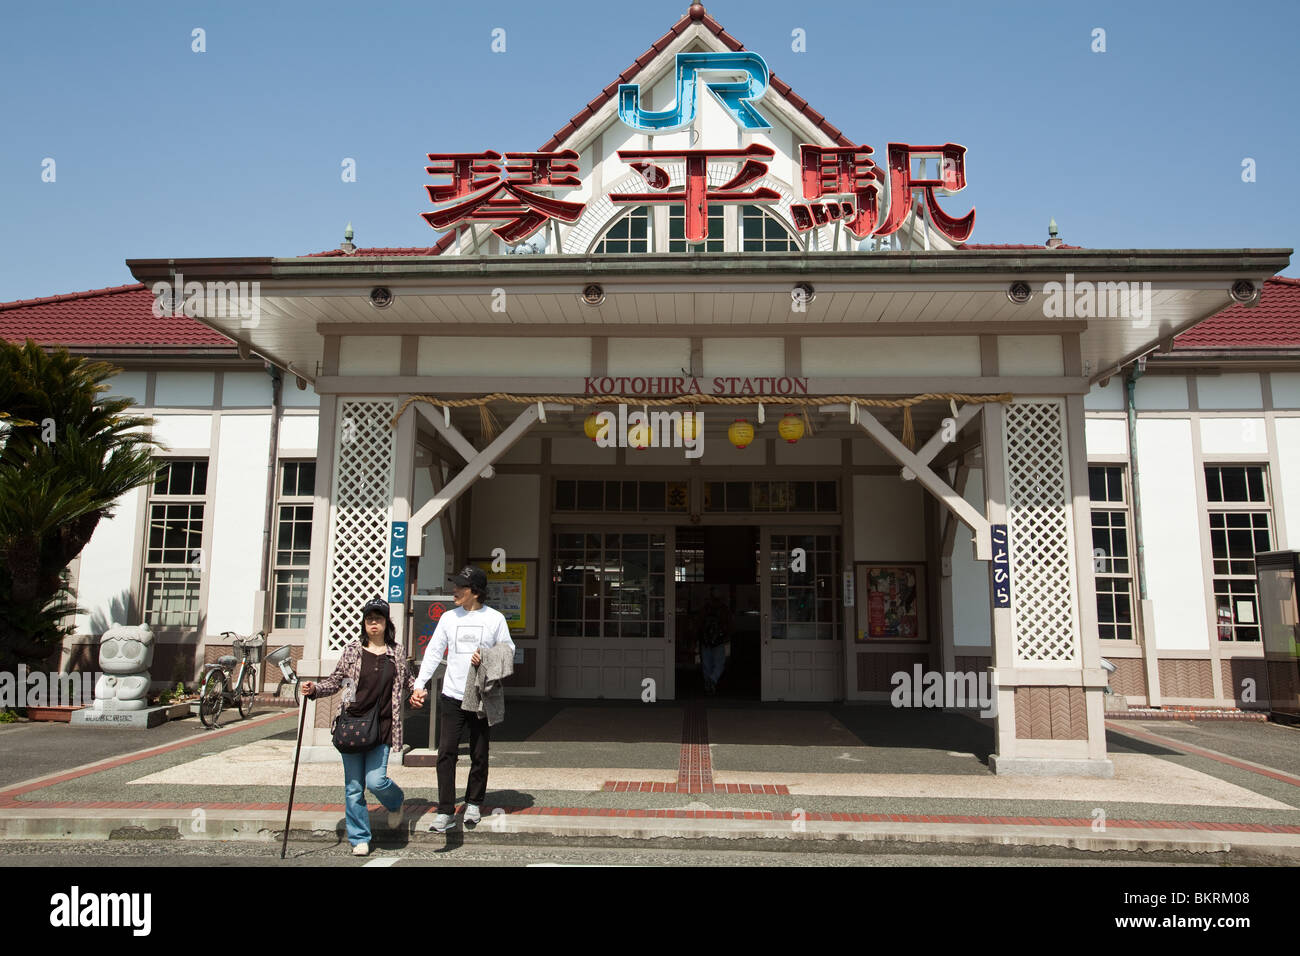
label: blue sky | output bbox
[1,0,1296,303]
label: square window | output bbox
[554,480,576,511]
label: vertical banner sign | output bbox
[842,570,855,607]
[388,522,408,604]
[991,524,1010,608]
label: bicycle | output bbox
[198,631,265,729]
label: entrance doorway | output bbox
[674,526,761,699]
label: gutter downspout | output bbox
[1125,366,1161,706]
[257,364,283,636]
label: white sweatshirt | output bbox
[414,604,515,701]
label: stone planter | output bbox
[26,705,84,722]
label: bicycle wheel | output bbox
[198,670,225,729]
[237,666,257,719]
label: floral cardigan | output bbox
[310,642,416,752]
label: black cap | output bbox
[361,597,391,619]
[449,565,488,593]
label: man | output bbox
[411,565,515,832]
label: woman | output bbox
[302,597,423,856]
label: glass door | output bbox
[761,528,842,701]
[549,528,673,699]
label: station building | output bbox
[2,5,1295,774]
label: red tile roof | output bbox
[0,283,234,350]
[3,274,1296,354]
[1174,276,1300,350]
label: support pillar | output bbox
[985,398,1113,777]
[299,396,398,762]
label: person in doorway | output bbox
[302,597,422,857]
[698,588,731,695]
[410,565,515,832]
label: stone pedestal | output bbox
[70,703,187,728]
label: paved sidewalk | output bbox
[1,701,1297,862]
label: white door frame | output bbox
[760,526,843,701]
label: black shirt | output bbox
[350,647,396,748]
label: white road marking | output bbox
[363,857,399,867]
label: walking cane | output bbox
[267,644,306,860]
[281,694,308,860]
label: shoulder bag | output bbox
[332,696,381,754]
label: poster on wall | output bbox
[855,563,927,642]
[471,559,534,635]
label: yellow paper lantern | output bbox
[628,420,650,449]
[676,411,701,441]
[778,412,805,444]
[728,418,754,449]
[583,411,604,441]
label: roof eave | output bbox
[127,249,1295,285]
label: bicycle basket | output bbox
[233,635,266,664]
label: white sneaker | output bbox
[463,803,481,825]
[387,806,405,830]
[352,842,370,856]
[430,812,456,832]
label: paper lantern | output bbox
[778,413,804,444]
[628,420,650,449]
[728,419,754,449]
[676,411,701,441]
[583,411,604,441]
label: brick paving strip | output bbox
[0,711,295,804]
[1105,720,1300,788]
[605,700,791,796]
[1,708,1298,839]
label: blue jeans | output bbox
[340,743,404,846]
[701,643,726,685]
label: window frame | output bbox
[271,459,316,632]
[591,205,652,254]
[1203,463,1273,644]
[549,529,668,640]
[141,457,209,630]
[1087,462,1139,643]
[740,204,801,252]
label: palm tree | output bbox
[0,340,162,671]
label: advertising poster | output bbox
[856,564,927,642]
[473,561,531,633]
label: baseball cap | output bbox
[361,597,391,619]
[449,565,488,593]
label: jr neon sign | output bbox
[617,51,772,132]
[423,51,974,244]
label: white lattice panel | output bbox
[323,400,395,653]
[1003,400,1081,664]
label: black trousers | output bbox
[436,693,490,814]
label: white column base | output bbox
[989,754,1115,778]
[296,744,344,764]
